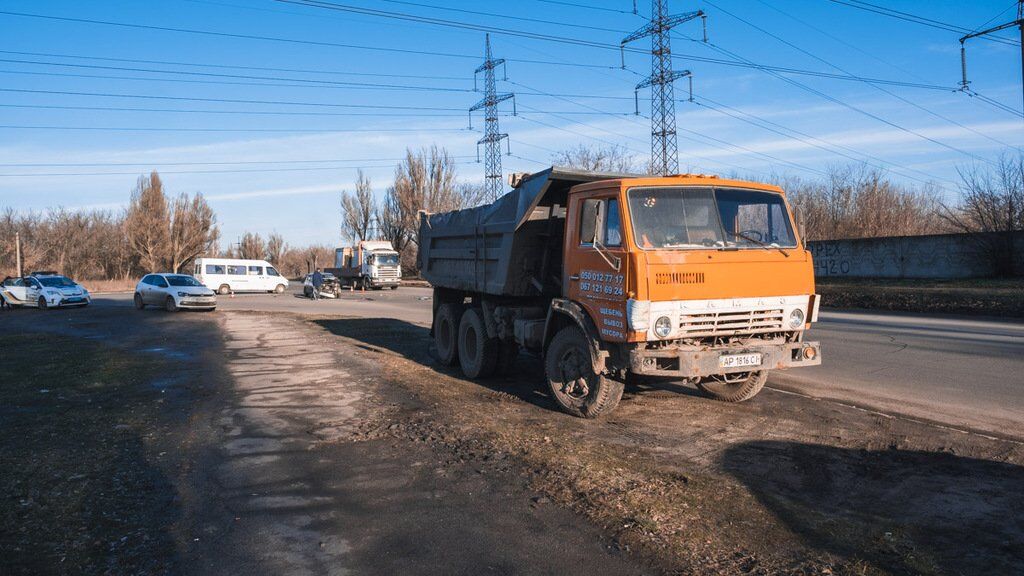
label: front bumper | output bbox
[177,297,217,309]
[628,341,821,377]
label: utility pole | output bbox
[15,231,22,277]
[622,1,705,175]
[470,34,515,200]
[959,0,1024,116]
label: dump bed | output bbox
[417,167,636,297]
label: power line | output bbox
[675,33,996,166]
[0,103,622,118]
[0,155,478,168]
[705,0,1017,151]
[0,49,470,81]
[689,95,958,188]
[0,67,477,94]
[0,161,481,178]
[0,9,616,71]
[0,9,955,90]
[826,0,1020,46]
[0,124,470,133]
[531,0,634,15]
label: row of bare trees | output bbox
[340,146,486,271]
[1,171,219,280]
[3,146,1021,281]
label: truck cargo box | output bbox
[417,167,636,297]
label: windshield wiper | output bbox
[729,231,790,258]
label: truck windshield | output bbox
[627,186,797,250]
[373,253,400,266]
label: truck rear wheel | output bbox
[544,326,623,418]
[434,303,464,366]
[458,307,499,379]
[696,371,767,403]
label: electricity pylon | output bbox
[623,1,705,175]
[470,34,515,200]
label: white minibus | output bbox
[193,258,289,294]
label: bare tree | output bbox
[168,193,218,273]
[784,165,945,241]
[238,232,266,260]
[378,146,463,261]
[125,172,171,273]
[942,153,1024,276]
[266,233,286,264]
[552,144,640,174]
[340,169,376,242]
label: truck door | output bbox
[565,192,629,342]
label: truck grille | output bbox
[378,267,401,279]
[678,308,785,337]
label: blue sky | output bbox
[0,0,1021,246]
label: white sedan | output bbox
[134,273,217,312]
[0,273,90,309]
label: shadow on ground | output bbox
[313,316,563,411]
[721,440,1024,574]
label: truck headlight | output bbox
[789,308,805,328]
[654,316,673,338]
[626,299,650,331]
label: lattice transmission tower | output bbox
[623,1,705,175]
[470,34,515,200]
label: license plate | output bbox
[719,353,762,369]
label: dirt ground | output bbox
[3,304,1022,575]
[817,277,1024,317]
[312,314,1024,575]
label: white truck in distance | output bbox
[328,241,401,290]
[192,258,289,295]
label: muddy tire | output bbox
[165,296,178,313]
[434,303,464,366]
[544,326,623,418]
[495,341,520,376]
[134,293,145,310]
[697,371,767,403]
[37,296,48,310]
[458,307,499,379]
[274,284,285,294]
[218,284,231,296]
[390,286,398,290]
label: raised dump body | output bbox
[418,167,634,297]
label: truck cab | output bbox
[563,175,820,402]
[418,167,821,418]
[331,241,402,290]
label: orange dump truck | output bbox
[417,167,821,418]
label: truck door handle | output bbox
[569,275,580,281]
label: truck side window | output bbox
[579,198,622,247]
[604,198,622,247]
[579,199,600,245]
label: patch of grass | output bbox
[0,334,179,575]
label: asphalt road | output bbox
[89,285,1024,439]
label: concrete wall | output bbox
[807,232,1024,279]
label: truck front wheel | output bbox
[544,326,623,418]
[696,371,767,403]
[434,303,464,366]
[458,307,499,378]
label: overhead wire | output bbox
[0,9,956,90]
[671,31,997,168]
[825,0,1020,46]
[705,0,1017,152]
